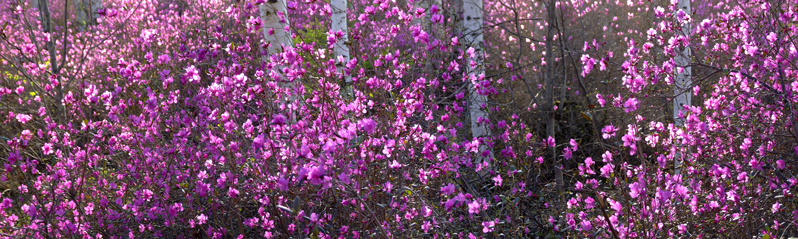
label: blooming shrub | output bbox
[0,0,796,238]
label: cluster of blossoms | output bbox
[0,0,796,237]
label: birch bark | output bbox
[673,0,691,175]
[462,0,492,173]
[331,0,351,96]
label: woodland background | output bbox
[0,0,797,237]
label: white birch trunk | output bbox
[260,0,293,58]
[260,0,297,117]
[673,0,691,175]
[463,0,491,173]
[330,0,351,96]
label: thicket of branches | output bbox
[0,0,797,237]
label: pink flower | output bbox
[584,197,595,209]
[430,4,440,14]
[600,163,614,178]
[15,114,31,124]
[545,136,555,147]
[270,114,287,125]
[609,199,623,213]
[623,97,638,113]
[337,173,351,184]
[360,118,377,134]
[597,94,606,107]
[441,183,455,195]
[772,202,781,213]
[563,148,572,160]
[184,65,200,83]
[569,139,578,151]
[581,54,596,76]
[482,220,495,233]
[468,200,481,214]
[389,160,403,169]
[228,187,239,198]
[602,124,618,139]
[383,181,393,193]
[422,206,433,217]
[277,177,289,191]
[602,151,613,163]
[629,182,642,198]
[196,214,208,225]
[422,221,432,232]
[492,174,503,187]
[0,198,12,210]
[42,143,54,155]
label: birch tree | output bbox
[462,0,492,173]
[260,0,293,58]
[260,0,297,117]
[330,0,351,96]
[673,0,690,175]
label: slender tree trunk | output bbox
[29,0,39,11]
[37,0,62,100]
[331,0,351,97]
[462,0,492,174]
[545,0,562,190]
[260,0,297,118]
[260,0,293,58]
[673,0,691,175]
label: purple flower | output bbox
[184,65,200,83]
[602,124,618,139]
[600,163,614,178]
[441,183,455,195]
[15,114,31,124]
[228,187,239,198]
[196,214,208,225]
[596,93,606,107]
[468,200,481,214]
[629,182,642,198]
[277,177,289,191]
[158,54,171,64]
[772,202,781,213]
[383,181,393,193]
[308,167,326,185]
[580,220,592,231]
[0,198,12,210]
[623,97,638,113]
[482,220,495,233]
[271,114,287,125]
[360,118,377,134]
[492,175,502,187]
[545,136,555,148]
[338,173,351,184]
